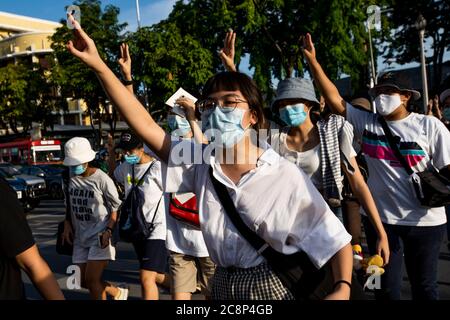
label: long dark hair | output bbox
[201,72,267,131]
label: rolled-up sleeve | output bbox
[282,169,351,268]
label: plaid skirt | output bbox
[211,263,295,300]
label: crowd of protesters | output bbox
[1,14,449,301]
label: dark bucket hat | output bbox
[369,71,421,101]
[271,78,320,111]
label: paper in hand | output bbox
[165,88,198,117]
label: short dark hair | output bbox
[202,72,267,131]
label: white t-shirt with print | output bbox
[161,140,351,269]
[114,160,166,241]
[347,103,450,226]
[69,169,122,247]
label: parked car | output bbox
[15,164,65,199]
[0,168,35,212]
[0,163,46,209]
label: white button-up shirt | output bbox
[162,140,351,268]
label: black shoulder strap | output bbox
[149,194,163,225]
[135,160,156,187]
[377,116,414,176]
[208,166,270,254]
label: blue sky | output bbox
[0,0,177,31]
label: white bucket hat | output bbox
[63,137,96,166]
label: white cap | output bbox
[440,89,450,104]
[63,137,96,166]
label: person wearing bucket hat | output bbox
[67,24,356,300]
[61,137,128,300]
[270,78,389,271]
[304,33,450,300]
[114,131,171,300]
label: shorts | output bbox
[132,239,168,273]
[169,251,216,295]
[72,243,116,264]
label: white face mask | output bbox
[374,94,402,116]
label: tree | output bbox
[0,61,59,135]
[0,64,27,134]
[381,0,450,94]
[163,0,376,100]
[22,60,66,133]
[126,21,214,122]
[50,0,127,147]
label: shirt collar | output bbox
[210,140,280,188]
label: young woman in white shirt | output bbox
[66,19,353,300]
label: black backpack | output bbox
[118,161,162,242]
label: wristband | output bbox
[122,79,134,86]
[333,280,352,291]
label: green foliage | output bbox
[126,21,214,121]
[161,0,375,99]
[381,0,450,93]
[50,0,127,140]
[0,64,27,131]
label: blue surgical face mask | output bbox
[206,107,249,148]
[278,103,308,126]
[124,154,141,165]
[167,114,191,137]
[443,107,450,121]
[70,164,86,175]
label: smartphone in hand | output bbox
[98,232,110,249]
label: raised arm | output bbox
[118,43,134,95]
[219,30,237,72]
[343,157,390,265]
[66,15,171,163]
[175,97,208,144]
[302,33,347,116]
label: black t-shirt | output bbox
[0,177,35,300]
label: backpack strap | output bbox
[148,194,163,225]
[132,160,157,187]
[136,160,160,225]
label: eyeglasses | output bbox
[196,96,248,114]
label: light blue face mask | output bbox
[443,108,450,121]
[167,114,191,137]
[124,154,141,165]
[70,164,86,175]
[206,107,248,148]
[278,103,308,127]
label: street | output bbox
[23,199,177,300]
[24,200,450,300]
